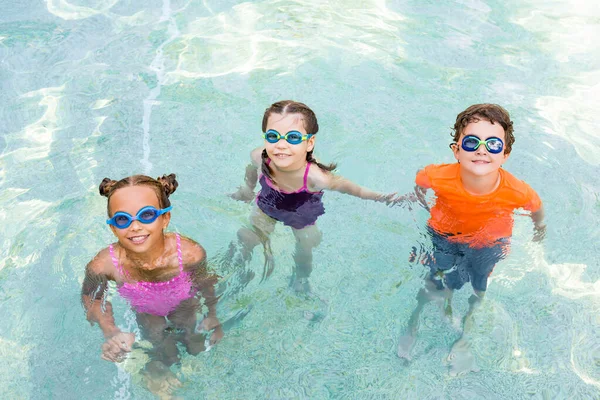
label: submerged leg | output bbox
[168,298,206,356]
[447,290,485,376]
[136,313,182,397]
[397,280,452,360]
[225,206,276,291]
[290,224,322,293]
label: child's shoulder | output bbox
[306,162,333,191]
[86,246,116,276]
[416,163,458,188]
[250,146,264,167]
[174,233,206,265]
[499,169,539,197]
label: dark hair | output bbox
[99,174,178,215]
[261,100,336,184]
[452,103,515,154]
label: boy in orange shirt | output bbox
[397,104,546,375]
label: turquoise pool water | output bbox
[1,0,599,398]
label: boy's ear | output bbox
[450,142,460,161]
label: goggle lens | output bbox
[286,132,303,144]
[265,131,279,143]
[486,138,503,153]
[139,208,158,221]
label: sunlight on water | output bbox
[512,0,600,63]
[535,74,600,167]
[6,86,64,162]
[514,1,600,166]
[164,0,405,82]
[45,0,119,21]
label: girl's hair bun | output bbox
[157,173,178,196]
[99,178,117,197]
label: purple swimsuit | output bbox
[109,233,195,316]
[256,161,325,229]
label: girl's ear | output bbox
[161,211,171,230]
[307,135,316,152]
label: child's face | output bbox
[452,119,509,177]
[108,185,170,253]
[264,112,315,171]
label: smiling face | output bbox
[264,112,315,171]
[108,185,170,253]
[452,119,509,177]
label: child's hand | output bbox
[376,192,398,205]
[101,331,135,363]
[389,193,418,208]
[198,316,223,345]
[229,186,255,203]
[532,224,547,243]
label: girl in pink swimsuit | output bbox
[81,173,222,394]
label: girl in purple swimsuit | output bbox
[81,174,222,394]
[230,100,401,292]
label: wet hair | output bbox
[261,100,336,184]
[98,174,178,215]
[452,103,515,154]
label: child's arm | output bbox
[531,206,546,242]
[81,255,135,362]
[308,167,397,203]
[186,240,223,345]
[414,184,430,210]
[230,147,263,202]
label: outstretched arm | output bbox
[230,147,263,202]
[309,168,397,203]
[81,258,135,362]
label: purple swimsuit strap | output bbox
[109,233,184,279]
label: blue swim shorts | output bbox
[420,229,509,292]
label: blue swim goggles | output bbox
[263,129,314,145]
[106,206,172,229]
[460,135,504,154]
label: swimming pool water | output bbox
[1,0,599,398]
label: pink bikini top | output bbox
[109,233,195,316]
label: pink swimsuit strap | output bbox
[109,233,184,280]
[302,162,311,190]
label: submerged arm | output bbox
[414,184,430,211]
[230,147,262,202]
[188,243,223,343]
[531,206,546,242]
[81,262,119,338]
[82,258,134,362]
